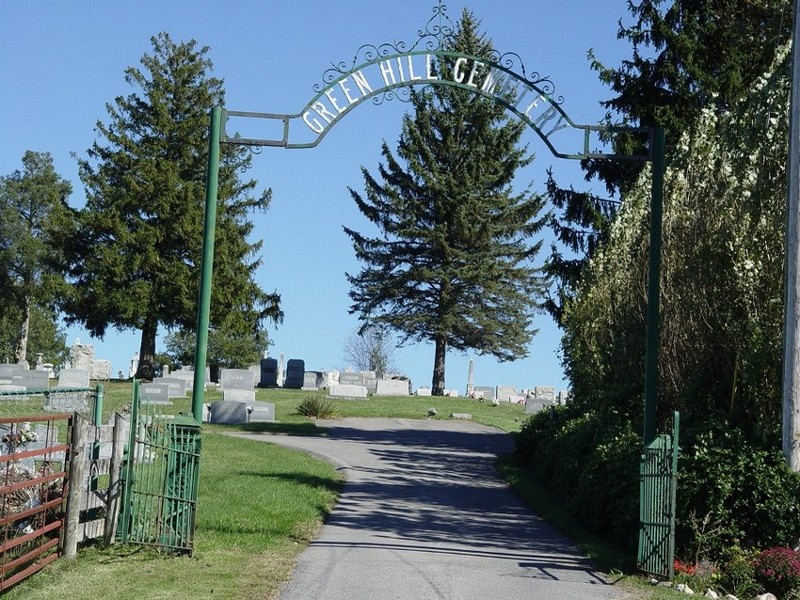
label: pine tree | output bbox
[0,151,72,365]
[345,10,547,395]
[52,33,282,379]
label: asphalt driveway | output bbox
[231,418,631,600]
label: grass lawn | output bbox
[1,381,682,599]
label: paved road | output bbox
[232,418,631,600]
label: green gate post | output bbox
[191,107,222,422]
[644,127,665,445]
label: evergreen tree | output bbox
[0,151,72,364]
[345,10,547,395]
[52,33,282,379]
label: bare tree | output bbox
[342,326,397,378]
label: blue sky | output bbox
[1,1,632,393]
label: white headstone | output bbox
[329,384,368,398]
[375,379,410,396]
[57,368,90,388]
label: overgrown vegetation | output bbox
[514,1,799,595]
[295,395,336,419]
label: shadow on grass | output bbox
[496,455,637,575]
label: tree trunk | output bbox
[431,335,447,395]
[14,295,31,365]
[135,314,158,381]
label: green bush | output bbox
[514,406,641,550]
[514,406,800,566]
[677,424,800,560]
[296,395,336,419]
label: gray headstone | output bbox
[140,383,172,405]
[525,400,544,414]
[339,372,365,387]
[302,371,323,390]
[12,369,49,390]
[220,368,255,391]
[375,379,410,396]
[69,343,94,372]
[210,400,248,424]
[415,387,432,396]
[496,385,517,402]
[283,359,305,389]
[91,359,112,380]
[0,364,16,381]
[534,386,556,403]
[45,390,89,413]
[247,401,275,423]
[223,389,256,404]
[259,357,278,387]
[152,377,187,398]
[57,368,90,389]
[329,384,367,398]
[473,385,495,401]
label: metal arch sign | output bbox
[225,49,649,161]
[221,3,652,161]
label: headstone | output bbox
[202,403,212,423]
[129,353,139,379]
[57,368,90,389]
[339,371,365,387]
[557,390,571,404]
[321,370,339,388]
[473,385,495,401]
[533,386,556,404]
[12,369,49,390]
[466,359,474,396]
[0,364,16,382]
[171,368,194,390]
[152,377,187,398]
[210,400,248,424]
[45,390,89,413]
[302,371,323,391]
[525,399,545,414]
[496,385,517,402]
[363,373,378,394]
[162,364,170,376]
[70,343,94,372]
[0,384,26,394]
[259,357,278,387]
[139,383,172,405]
[220,368,255,391]
[223,389,256,404]
[416,386,432,396]
[247,402,276,423]
[91,359,112,381]
[375,379,410,396]
[328,384,368,398]
[283,359,305,389]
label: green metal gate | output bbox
[118,381,201,554]
[638,411,680,580]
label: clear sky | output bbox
[1,1,632,394]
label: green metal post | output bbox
[94,383,104,427]
[191,107,222,422]
[644,127,665,445]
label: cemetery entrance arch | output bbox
[190,2,665,444]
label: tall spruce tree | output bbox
[345,10,547,395]
[52,33,282,379]
[0,151,72,364]
[546,0,792,321]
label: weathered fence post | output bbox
[64,413,89,560]
[104,413,129,545]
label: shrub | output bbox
[296,395,336,419]
[753,547,800,599]
[677,424,800,560]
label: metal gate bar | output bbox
[638,411,680,579]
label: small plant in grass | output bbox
[296,395,336,419]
